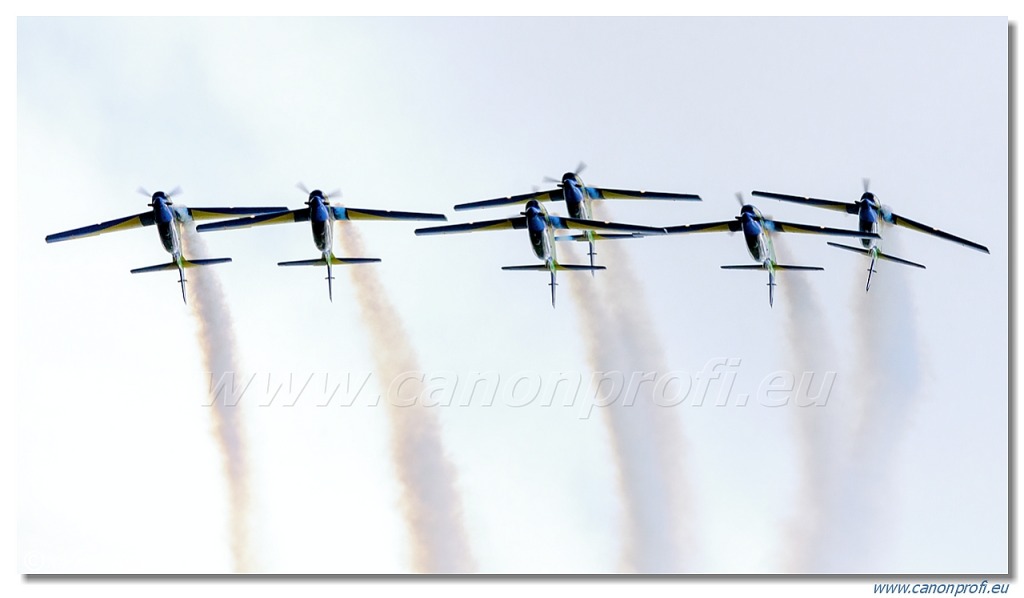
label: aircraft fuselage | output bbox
[739,205,775,265]
[152,196,181,259]
[308,196,333,254]
[561,174,590,220]
[525,200,556,263]
[858,200,880,248]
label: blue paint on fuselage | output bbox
[562,175,585,219]
[859,199,879,248]
[736,205,771,262]
[525,200,549,259]
[741,213,764,260]
[151,195,177,254]
[308,195,331,253]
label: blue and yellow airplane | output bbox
[44,188,288,303]
[453,163,700,271]
[196,185,447,301]
[416,199,666,307]
[663,194,880,307]
[752,180,989,291]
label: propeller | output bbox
[858,177,883,211]
[542,161,588,186]
[139,186,181,205]
[735,192,746,207]
[297,182,342,204]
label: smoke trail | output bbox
[564,235,692,573]
[180,225,254,573]
[337,222,476,573]
[779,265,849,572]
[838,235,922,571]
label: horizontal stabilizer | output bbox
[774,264,825,271]
[826,242,926,269]
[502,263,606,272]
[556,263,607,271]
[131,257,232,274]
[183,257,232,268]
[502,265,552,271]
[719,264,823,271]
[720,264,765,270]
[330,256,381,265]
[554,233,643,242]
[130,261,179,274]
[278,257,381,267]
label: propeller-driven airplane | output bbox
[752,180,989,291]
[44,187,288,303]
[416,199,666,307]
[195,185,447,301]
[662,194,880,307]
[453,163,700,271]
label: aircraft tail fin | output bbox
[554,233,643,242]
[720,263,822,308]
[501,263,607,272]
[278,255,380,302]
[130,257,231,304]
[502,262,606,308]
[132,257,232,273]
[826,242,926,269]
[719,264,823,272]
[827,242,925,291]
[278,257,381,267]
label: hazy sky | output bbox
[17,17,1007,576]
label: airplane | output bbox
[415,198,667,307]
[752,180,989,291]
[44,187,288,303]
[453,163,700,271]
[661,194,880,307]
[196,185,447,301]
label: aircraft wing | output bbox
[751,190,859,214]
[196,208,310,232]
[186,206,290,221]
[333,207,447,222]
[415,217,528,236]
[767,220,879,238]
[548,216,666,235]
[885,212,990,253]
[663,220,742,234]
[45,211,157,243]
[454,189,563,211]
[587,187,701,201]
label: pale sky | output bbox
[16,16,1007,579]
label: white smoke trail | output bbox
[180,224,254,573]
[337,222,476,573]
[564,236,692,573]
[838,235,923,571]
[778,263,848,572]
